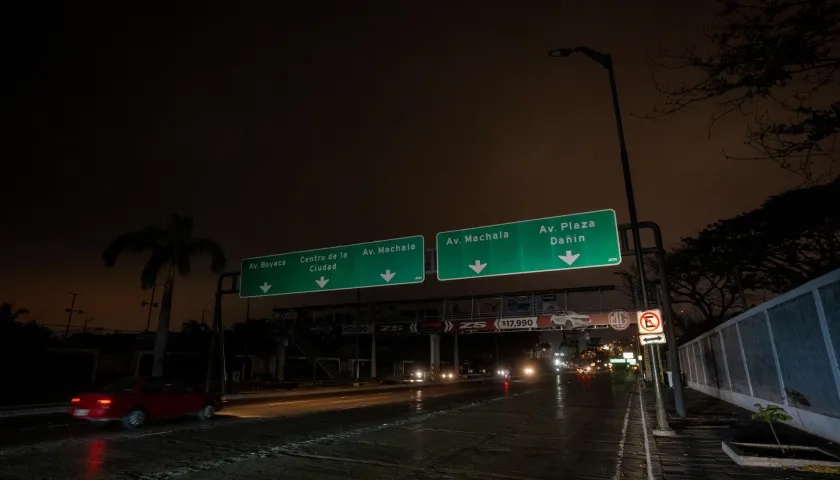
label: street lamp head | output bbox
[548,46,611,69]
[548,48,574,58]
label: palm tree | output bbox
[103,215,226,376]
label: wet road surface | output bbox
[0,374,645,479]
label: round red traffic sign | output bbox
[638,310,661,333]
[608,309,630,331]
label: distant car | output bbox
[550,311,592,329]
[403,370,427,383]
[68,376,222,429]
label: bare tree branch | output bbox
[643,0,840,182]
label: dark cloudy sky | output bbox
[3,1,800,331]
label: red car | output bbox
[69,376,223,429]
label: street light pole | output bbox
[549,47,671,432]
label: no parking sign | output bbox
[636,309,663,335]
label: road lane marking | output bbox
[277,450,543,480]
[135,430,174,438]
[638,386,654,480]
[612,394,633,480]
[266,400,309,406]
[0,384,517,459]
[231,395,394,413]
[138,391,538,479]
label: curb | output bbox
[0,405,68,419]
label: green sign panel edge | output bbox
[434,208,621,281]
[239,235,425,298]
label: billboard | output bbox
[372,311,613,335]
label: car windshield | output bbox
[101,377,138,393]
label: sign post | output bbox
[436,209,621,281]
[239,236,425,298]
[636,308,673,432]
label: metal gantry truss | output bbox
[268,284,630,335]
[208,220,685,415]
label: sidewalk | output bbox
[639,384,839,479]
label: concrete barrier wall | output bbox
[678,269,840,444]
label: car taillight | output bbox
[71,398,80,403]
[97,399,112,405]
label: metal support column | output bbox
[205,272,239,394]
[371,315,377,378]
[453,332,460,375]
[429,334,441,381]
[649,223,686,418]
[617,221,683,423]
[495,334,500,373]
[355,289,360,383]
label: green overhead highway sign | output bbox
[240,236,425,298]
[435,209,621,281]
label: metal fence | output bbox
[679,268,840,443]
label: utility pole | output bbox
[140,285,159,332]
[200,309,209,326]
[64,293,84,338]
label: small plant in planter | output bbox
[722,398,840,468]
[751,404,793,454]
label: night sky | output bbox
[4,1,800,331]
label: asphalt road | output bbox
[0,374,648,479]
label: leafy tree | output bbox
[0,303,52,359]
[712,176,839,291]
[0,302,29,327]
[103,215,226,376]
[651,0,840,181]
[181,320,211,334]
[619,178,838,331]
[617,249,746,329]
[230,318,277,356]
